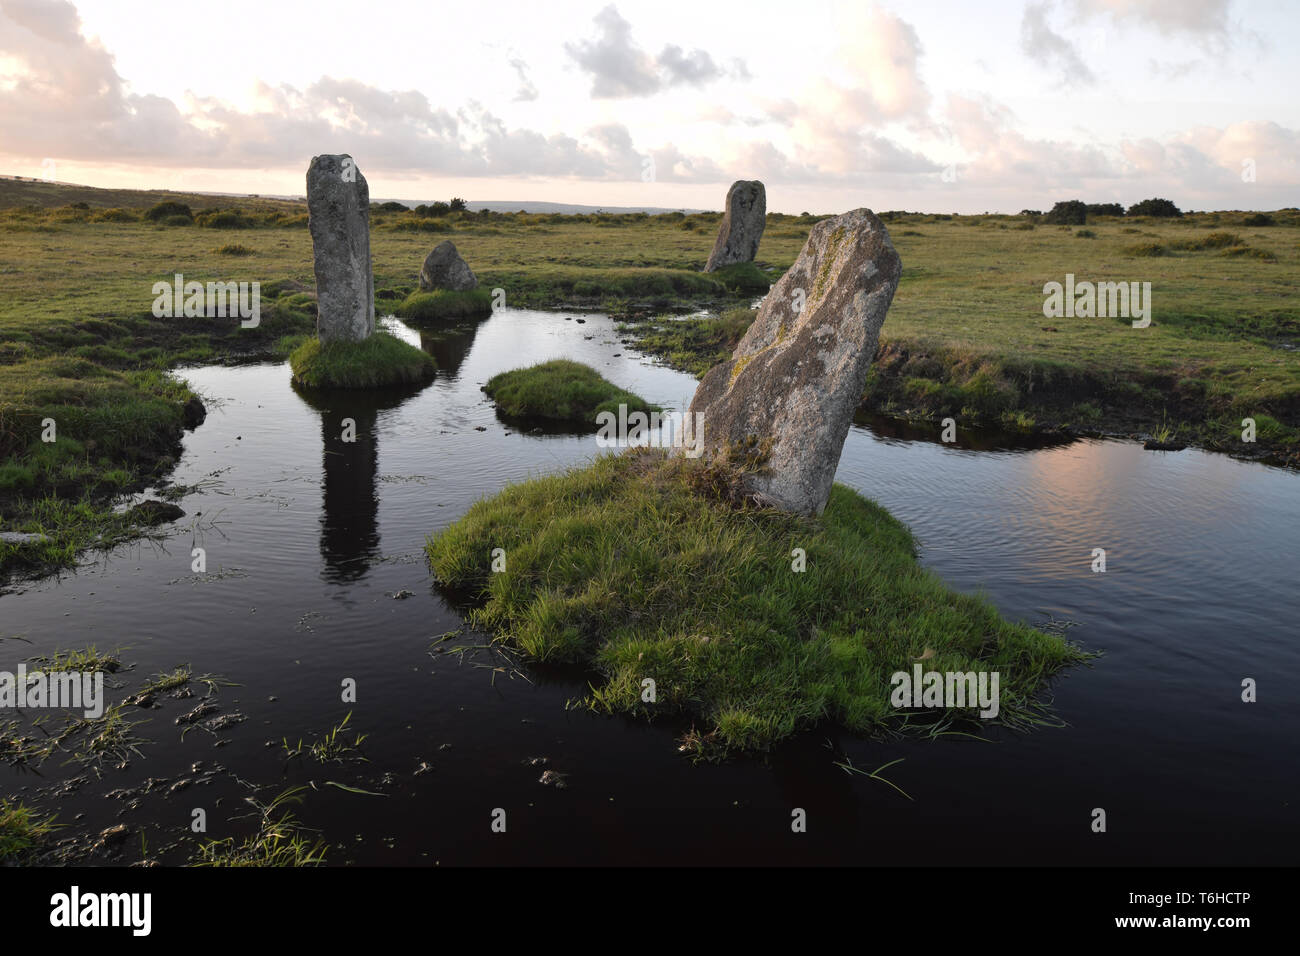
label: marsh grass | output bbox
[617,307,754,377]
[0,799,59,861]
[282,711,368,764]
[426,449,1087,757]
[29,644,123,674]
[288,332,435,389]
[482,359,658,424]
[192,788,327,866]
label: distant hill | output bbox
[460,200,705,215]
[0,175,304,211]
[0,177,707,215]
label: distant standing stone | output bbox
[307,154,375,343]
[419,240,478,292]
[687,208,901,516]
[704,180,766,272]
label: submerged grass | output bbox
[426,449,1086,756]
[482,359,659,424]
[0,799,59,862]
[282,711,368,764]
[288,332,435,389]
[191,788,327,866]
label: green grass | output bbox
[618,307,755,377]
[482,359,659,424]
[426,449,1086,756]
[0,799,58,862]
[288,332,435,389]
[282,712,368,764]
[28,644,123,673]
[394,288,494,321]
[192,788,326,866]
[1,182,1297,584]
[705,261,773,294]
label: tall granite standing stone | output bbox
[419,240,478,291]
[704,180,766,272]
[687,208,901,516]
[307,154,375,343]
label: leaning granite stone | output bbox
[687,208,901,515]
[306,154,375,343]
[419,240,478,291]
[704,180,766,272]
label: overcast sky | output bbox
[1,0,1296,212]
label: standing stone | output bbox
[704,180,766,272]
[307,154,375,343]
[419,240,478,291]
[687,208,901,516]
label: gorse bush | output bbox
[1043,200,1087,225]
[1127,197,1182,218]
[89,208,138,223]
[144,201,193,222]
[195,210,256,229]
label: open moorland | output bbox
[1,178,1297,580]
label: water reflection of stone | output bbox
[294,385,427,583]
[417,319,487,378]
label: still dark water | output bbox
[2,308,1296,865]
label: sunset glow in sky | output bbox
[1,0,1296,212]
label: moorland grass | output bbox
[482,359,658,424]
[426,449,1086,755]
[395,288,494,321]
[288,332,435,389]
[1,180,1297,578]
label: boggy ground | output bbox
[620,210,1300,465]
[1,178,1297,576]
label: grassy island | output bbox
[482,359,659,425]
[288,332,435,389]
[395,288,494,322]
[426,448,1085,756]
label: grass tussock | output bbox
[426,450,1086,756]
[394,288,494,322]
[288,332,435,389]
[482,359,659,424]
[0,799,59,862]
[192,789,326,866]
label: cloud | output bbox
[1124,120,1300,190]
[1021,2,1097,86]
[564,4,746,98]
[944,93,1118,185]
[751,6,939,178]
[1070,0,1233,36]
[0,0,719,180]
[509,57,538,102]
[657,44,722,88]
